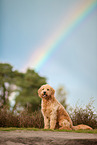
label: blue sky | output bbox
[0,0,97,109]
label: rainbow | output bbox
[22,0,97,72]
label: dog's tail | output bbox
[72,124,93,130]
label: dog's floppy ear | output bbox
[51,87,55,96]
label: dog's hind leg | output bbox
[59,119,72,130]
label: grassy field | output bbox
[0,127,97,134]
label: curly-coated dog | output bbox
[38,84,93,130]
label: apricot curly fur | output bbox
[38,84,93,130]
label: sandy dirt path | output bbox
[0,130,97,145]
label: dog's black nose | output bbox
[43,91,46,94]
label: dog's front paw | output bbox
[44,127,49,129]
[50,127,55,130]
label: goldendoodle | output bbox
[38,84,92,130]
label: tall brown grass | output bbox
[69,101,97,129]
[0,102,97,129]
[0,107,44,128]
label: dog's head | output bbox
[38,84,55,99]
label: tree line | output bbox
[0,63,46,112]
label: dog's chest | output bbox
[42,100,53,116]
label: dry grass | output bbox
[0,101,97,129]
[69,101,97,129]
[0,107,44,128]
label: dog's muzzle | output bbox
[43,91,47,97]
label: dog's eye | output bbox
[42,88,44,90]
[47,89,49,91]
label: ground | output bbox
[0,130,97,145]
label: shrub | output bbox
[0,106,19,127]
[18,110,44,128]
[0,100,97,129]
[69,101,97,129]
[0,107,44,128]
